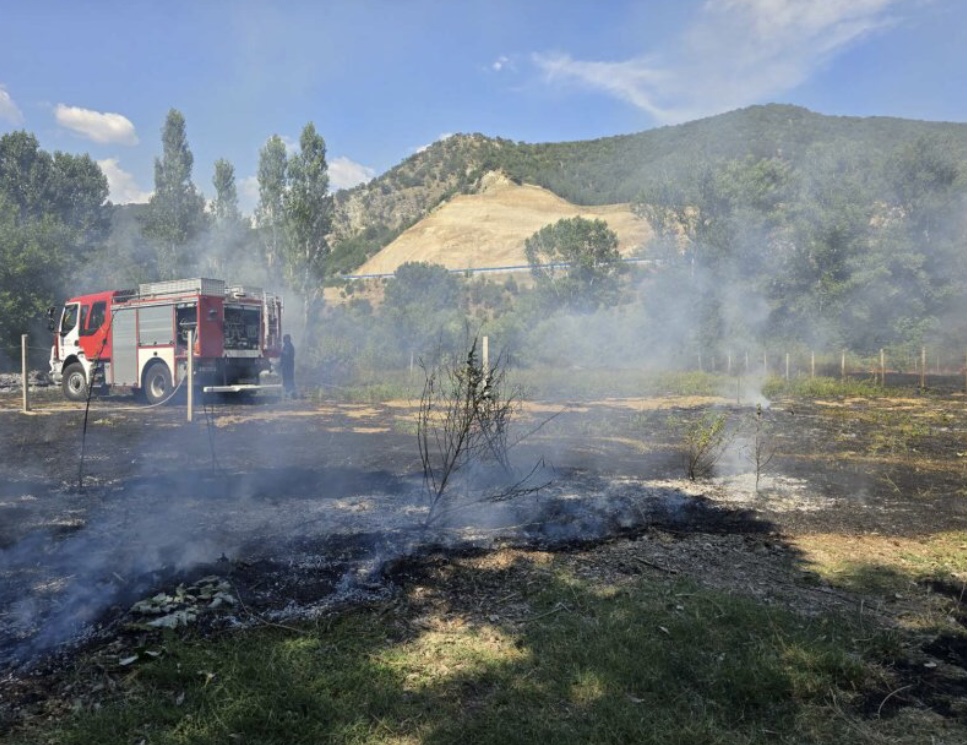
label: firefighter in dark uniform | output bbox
[280,334,296,399]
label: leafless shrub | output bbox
[417,335,547,527]
[745,403,776,494]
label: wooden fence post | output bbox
[920,346,926,389]
[21,334,30,413]
[187,329,194,423]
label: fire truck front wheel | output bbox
[62,363,89,401]
[143,362,173,405]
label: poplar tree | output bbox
[211,158,241,225]
[282,122,333,336]
[255,135,288,277]
[203,157,249,278]
[255,124,333,340]
[140,108,207,278]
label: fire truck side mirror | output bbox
[46,306,56,332]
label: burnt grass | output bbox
[1,382,967,731]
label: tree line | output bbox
[2,104,965,382]
[633,138,966,360]
[0,109,335,363]
[314,131,965,385]
[0,131,108,359]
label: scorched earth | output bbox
[1,380,966,728]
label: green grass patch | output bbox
[314,368,915,405]
[515,368,724,400]
[318,367,732,405]
[317,378,421,405]
[335,367,938,405]
[14,566,922,745]
[762,375,882,399]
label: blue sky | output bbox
[1,0,964,212]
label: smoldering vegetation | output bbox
[0,393,772,673]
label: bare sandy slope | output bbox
[355,172,653,276]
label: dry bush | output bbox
[745,404,776,494]
[417,335,545,527]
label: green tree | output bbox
[770,146,874,347]
[0,130,53,221]
[211,158,241,225]
[140,109,208,278]
[383,261,463,360]
[0,194,68,364]
[524,216,622,311]
[847,136,967,352]
[49,151,111,248]
[202,158,251,278]
[282,122,333,338]
[255,135,288,278]
[634,157,792,358]
[0,131,109,362]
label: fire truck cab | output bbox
[48,278,283,404]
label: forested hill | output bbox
[329,104,967,272]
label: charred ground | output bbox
[1,380,966,734]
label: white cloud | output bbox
[0,85,24,125]
[97,158,151,204]
[491,55,513,72]
[55,104,138,145]
[533,0,905,124]
[329,156,376,191]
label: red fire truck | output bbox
[48,278,284,403]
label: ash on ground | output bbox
[2,392,965,690]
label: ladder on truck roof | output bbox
[134,278,272,301]
[137,278,227,299]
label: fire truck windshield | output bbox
[60,304,79,334]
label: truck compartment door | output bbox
[112,307,138,386]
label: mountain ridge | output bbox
[328,104,967,276]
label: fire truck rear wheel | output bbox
[143,362,173,405]
[62,363,88,401]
